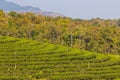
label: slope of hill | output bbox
[0,36,120,80]
[0,0,64,17]
[0,0,40,12]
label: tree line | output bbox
[0,10,120,54]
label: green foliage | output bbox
[0,11,120,54]
[0,36,120,79]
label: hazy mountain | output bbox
[0,0,40,12]
[0,0,64,17]
[41,11,64,18]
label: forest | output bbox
[0,10,120,54]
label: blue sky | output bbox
[7,0,120,19]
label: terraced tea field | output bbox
[0,36,120,80]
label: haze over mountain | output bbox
[0,0,64,17]
[0,0,40,12]
[6,0,120,19]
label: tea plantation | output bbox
[0,36,120,80]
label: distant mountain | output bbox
[41,11,64,18]
[0,0,64,17]
[0,0,40,12]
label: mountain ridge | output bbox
[0,0,64,17]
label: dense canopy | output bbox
[0,10,120,54]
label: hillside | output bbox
[0,0,40,12]
[0,0,63,17]
[0,36,120,80]
[0,10,120,54]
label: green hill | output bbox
[0,36,120,80]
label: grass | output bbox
[0,36,120,80]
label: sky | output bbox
[6,0,120,19]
